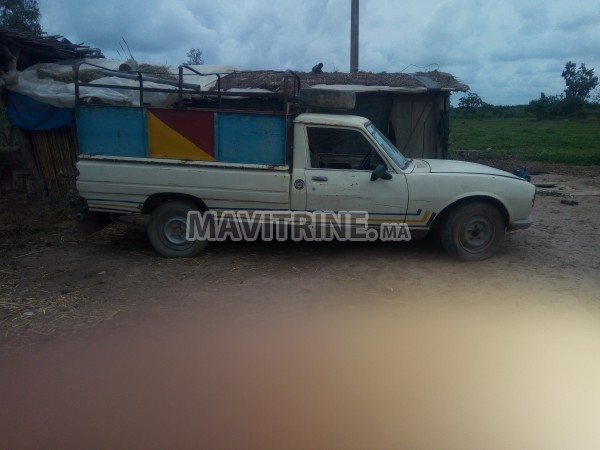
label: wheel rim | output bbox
[163,216,189,246]
[459,216,493,251]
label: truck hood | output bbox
[413,159,521,179]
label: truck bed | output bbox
[77,156,292,214]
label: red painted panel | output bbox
[148,109,215,157]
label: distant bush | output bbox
[526,93,565,120]
[525,93,594,120]
[451,104,527,120]
[561,96,586,117]
[453,93,531,119]
[489,105,527,118]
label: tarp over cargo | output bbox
[6,59,236,108]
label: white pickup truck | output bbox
[76,110,535,261]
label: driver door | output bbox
[305,126,408,224]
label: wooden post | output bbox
[11,127,45,196]
[350,0,359,73]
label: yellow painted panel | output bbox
[147,112,213,160]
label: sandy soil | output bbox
[1,161,600,449]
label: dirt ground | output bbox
[1,160,599,349]
[1,160,600,449]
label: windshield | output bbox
[365,122,410,170]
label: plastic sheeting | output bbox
[7,91,73,130]
[6,59,236,109]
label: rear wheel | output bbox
[147,201,208,258]
[440,201,505,261]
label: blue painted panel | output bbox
[76,106,148,157]
[7,92,73,130]
[216,113,287,165]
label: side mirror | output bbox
[371,164,392,181]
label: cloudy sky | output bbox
[38,0,599,105]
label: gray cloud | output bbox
[38,0,599,105]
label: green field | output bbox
[449,113,600,165]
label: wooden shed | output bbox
[217,70,469,159]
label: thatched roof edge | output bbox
[217,69,469,93]
[0,28,103,71]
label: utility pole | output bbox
[350,0,359,73]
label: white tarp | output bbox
[6,59,236,108]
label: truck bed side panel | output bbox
[147,109,215,161]
[77,106,148,157]
[77,159,291,213]
[77,105,290,166]
[216,113,288,165]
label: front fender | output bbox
[405,173,536,228]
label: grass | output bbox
[449,112,600,165]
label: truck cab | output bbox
[290,114,409,224]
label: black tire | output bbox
[147,201,208,258]
[440,201,505,261]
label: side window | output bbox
[307,127,384,170]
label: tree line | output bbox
[526,62,598,120]
[457,61,599,120]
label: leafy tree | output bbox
[561,61,598,101]
[184,47,204,65]
[457,92,486,113]
[0,0,42,35]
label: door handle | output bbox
[311,176,328,182]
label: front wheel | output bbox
[147,201,208,258]
[440,201,505,261]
